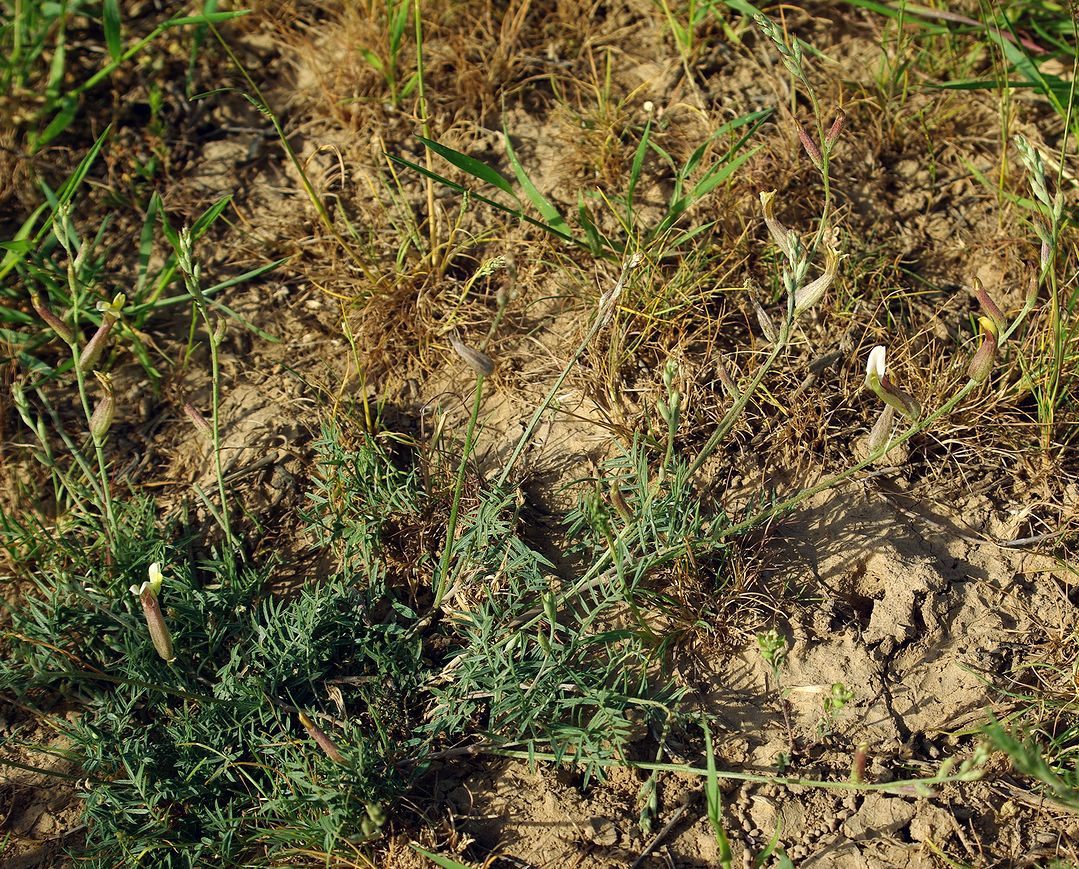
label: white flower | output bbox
[866,345,887,387]
[130,562,165,598]
[864,345,919,419]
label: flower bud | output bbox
[129,562,175,663]
[825,111,846,150]
[851,742,869,784]
[662,358,679,392]
[972,280,1006,337]
[449,334,495,378]
[89,372,114,443]
[967,317,998,384]
[31,294,74,343]
[797,124,822,170]
[298,711,345,763]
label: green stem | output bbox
[66,262,116,547]
[495,257,638,490]
[180,257,236,551]
[206,325,234,549]
[687,312,793,480]
[492,747,984,795]
[432,374,485,610]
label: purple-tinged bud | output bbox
[797,124,823,169]
[31,294,74,343]
[298,711,345,763]
[1040,239,1052,274]
[825,111,846,150]
[89,372,114,443]
[183,401,213,442]
[967,317,998,384]
[449,334,495,378]
[609,481,632,522]
[129,563,175,663]
[973,280,1006,337]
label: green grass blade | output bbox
[191,193,234,239]
[411,846,478,869]
[703,720,733,867]
[626,112,653,223]
[134,194,161,301]
[389,153,581,244]
[659,146,759,234]
[502,123,572,236]
[103,0,123,61]
[418,136,520,203]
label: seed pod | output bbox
[759,191,794,260]
[753,298,778,342]
[298,711,345,763]
[449,334,494,378]
[714,355,740,398]
[866,405,895,456]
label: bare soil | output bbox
[2,1,1077,867]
